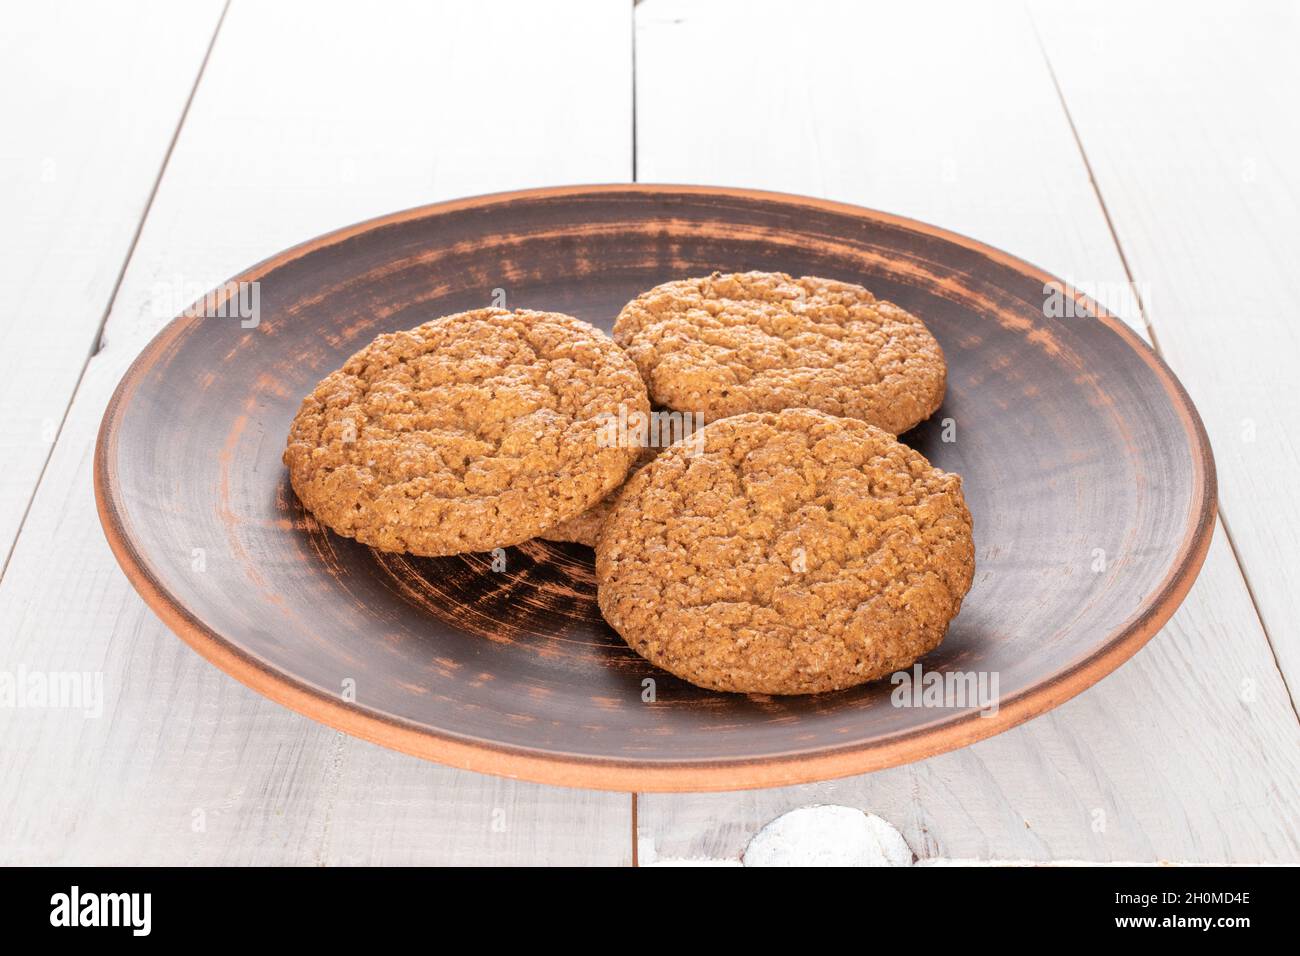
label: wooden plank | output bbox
[636,0,1145,334]
[634,0,1300,864]
[0,0,226,567]
[640,533,1300,864]
[1030,0,1300,697]
[0,0,633,865]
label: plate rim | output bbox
[94,183,1218,792]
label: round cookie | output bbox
[539,497,609,548]
[595,408,974,695]
[284,308,649,557]
[612,271,946,434]
[541,413,701,547]
[538,457,640,547]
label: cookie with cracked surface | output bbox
[538,456,644,547]
[540,413,701,547]
[284,308,650,557]
[595,408,974,695]
[538,497,609,548]
[612,271,946,434]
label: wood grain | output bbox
[639,535,1300,864]
[1031,0,1300,697]
[0,0,633,865]
[0,0,225,567]
[3,0,1295,866]
[633,0,1299,860]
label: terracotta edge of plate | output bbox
[92,184,1218,792]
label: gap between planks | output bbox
[1028,4,1299,722]
[0,0,232,586]
[630,0,642,866]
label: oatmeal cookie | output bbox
[538,454,644,547]
[538,497,609,548]
[541,412,701,547]
[612,271,946,434]
[595,408,974,694]
[284,308,649,557]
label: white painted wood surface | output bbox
[1030,0,1300,693]
[0,0,1295,865]
[633,0,1300,865]
[0,0,634,866]
[0,0,226,566]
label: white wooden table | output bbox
[2,0,1297,866]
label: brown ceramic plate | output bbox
[95,185,1215,791]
